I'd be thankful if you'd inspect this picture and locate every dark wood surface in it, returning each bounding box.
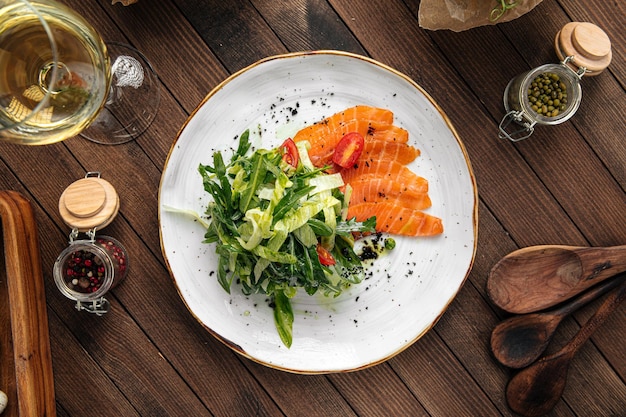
[1,0,625,416]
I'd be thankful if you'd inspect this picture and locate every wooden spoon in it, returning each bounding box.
[487,244,626,314]
[506,279,626,417]
[490,274,623,368]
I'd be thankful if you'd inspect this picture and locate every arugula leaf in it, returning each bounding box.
[336,216,377,236]
[238,152,267,214]
[231,129,251,162]
[273,290,294,348]
[273,184,316,222]
[306,218,334,237]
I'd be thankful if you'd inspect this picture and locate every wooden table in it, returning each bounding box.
[1,0,624,415]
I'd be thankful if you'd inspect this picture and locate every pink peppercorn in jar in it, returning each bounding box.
[53,235,129,315]
[55,172,129,315]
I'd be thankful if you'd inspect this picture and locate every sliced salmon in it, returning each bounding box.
[291,105,443,238]
[340,159,429,193]
[347,202,443,236]
[347,177,432,210]
[294,106,394,166]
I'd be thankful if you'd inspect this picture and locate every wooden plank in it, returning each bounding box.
[0,231,13,414]
[389,330,503,416]
[13,194,56,417]
[250,0,367,54]
[49,296,213,416]
[245,362,360,417]
[330,364,431,416]
[88,0,228,113]
[47,309,140,416]
[175,0,288,71]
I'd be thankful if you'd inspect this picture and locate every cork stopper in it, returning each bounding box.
[555,22,612,76]
[59,176,120,231]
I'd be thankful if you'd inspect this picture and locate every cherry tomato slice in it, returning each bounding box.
[280,138,299,168]
[316,243,336,266]
[332,132,365,168]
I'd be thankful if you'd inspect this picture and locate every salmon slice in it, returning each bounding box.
[366,125,409,143]
[310,136,419,168]
[340,159,429,193]
[347,202,443,236]
[359,140,420,165]
[294,106,394,166]
[348,178,432,210]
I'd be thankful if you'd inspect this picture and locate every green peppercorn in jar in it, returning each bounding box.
[499,61,583,141]
[498,22,613,142]
[527,72,569,118]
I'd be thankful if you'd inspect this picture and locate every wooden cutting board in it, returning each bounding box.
[1,190,56,417]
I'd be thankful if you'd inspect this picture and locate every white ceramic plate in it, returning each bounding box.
[159,51,477,374]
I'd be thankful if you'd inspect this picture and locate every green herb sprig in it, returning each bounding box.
[490,0,518,22]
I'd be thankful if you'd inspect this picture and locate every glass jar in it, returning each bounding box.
[53,234,128,315]
[54,172,128,315]
[498,58,584,141]
[498,22,611,142]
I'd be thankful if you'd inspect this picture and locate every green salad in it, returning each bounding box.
[198,130,377,347]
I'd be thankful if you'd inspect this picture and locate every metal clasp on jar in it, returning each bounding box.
[498,110,536,142]
[76,298,110,315]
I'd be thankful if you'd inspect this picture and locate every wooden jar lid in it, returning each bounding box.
[555,22,612,76]
[59,177,120,231]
